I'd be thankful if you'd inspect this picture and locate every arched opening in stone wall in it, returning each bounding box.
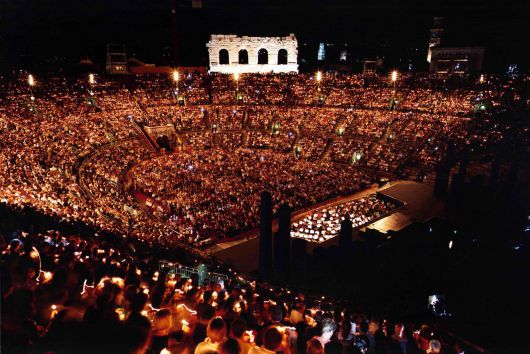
[278,49,288,65]
[219,49,229,64]
[238,50,249,64]
[258,49,268,64]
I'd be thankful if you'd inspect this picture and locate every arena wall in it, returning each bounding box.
[206,34,298,74]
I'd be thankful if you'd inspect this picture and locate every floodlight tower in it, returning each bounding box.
[390,70,398,110]
[27,74,36,114]
[173,70,179,95]
[87,73,97,107]
[427,17,444,63]
[233,71,243,104]
[170,0,180,67]
[316,71,324,106]
[28,74,35,94]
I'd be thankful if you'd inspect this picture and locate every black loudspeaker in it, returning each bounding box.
[274,204,291,278]
[291,238,307,271]
[434,163,450,198]
[338,216,353,250]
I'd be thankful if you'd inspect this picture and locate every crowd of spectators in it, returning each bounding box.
[1,224,470,354]
[132,148,372,241]
[0,71,526,251]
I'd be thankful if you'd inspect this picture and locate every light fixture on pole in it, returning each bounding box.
[233,71,241,104]
[88,73,95,97]
[172,70,181,104]
[233,71,239,91]
[316,71,324,105]
[390,70,398,107]
[391,70,398,86]
[28,74,35,87]
[27,74,36,113]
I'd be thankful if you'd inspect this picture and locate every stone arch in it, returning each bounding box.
[238,49,248,64]
[258,48,268,64]
[277,49,288,65]
[219,49,229,64]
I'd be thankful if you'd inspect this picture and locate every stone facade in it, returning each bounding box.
[206,34,298,74]
[429,47,485,77]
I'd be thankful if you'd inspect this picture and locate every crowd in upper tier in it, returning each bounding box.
[0,222,471,354]
[0,72,527,249]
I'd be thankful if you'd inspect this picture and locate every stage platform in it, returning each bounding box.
[210,180,445,272]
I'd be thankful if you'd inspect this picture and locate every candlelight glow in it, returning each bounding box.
[50,304,58,320]
[81,279,94,295]
[181,319,190,333]
[245,330,255,343]
[177,304,197,315]
[40,271,53,283]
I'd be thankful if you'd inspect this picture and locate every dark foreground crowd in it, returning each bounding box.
[1,222,475,354]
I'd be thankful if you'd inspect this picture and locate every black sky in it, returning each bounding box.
[1,0,529,72]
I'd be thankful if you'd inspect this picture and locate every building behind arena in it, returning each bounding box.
[206,34,298,74]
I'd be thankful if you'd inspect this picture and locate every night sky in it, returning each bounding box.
[1,0,529,72]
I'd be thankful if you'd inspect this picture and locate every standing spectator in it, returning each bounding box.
[194,317,227,354]
[231,319,254,354]
[307,337,325,354]
[249,326,284,354]
[315,318,337,347]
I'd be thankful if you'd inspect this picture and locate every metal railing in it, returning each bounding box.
[159,261,229,285]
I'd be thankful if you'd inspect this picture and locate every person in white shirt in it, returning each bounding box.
[315,318,336,348]
[194,317,227,354]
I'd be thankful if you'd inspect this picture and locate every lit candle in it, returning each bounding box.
[181,319,190,333]
[50,304,58,320]
[115,308,126,321]
[245,330,255,343]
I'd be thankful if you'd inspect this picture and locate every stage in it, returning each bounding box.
[209,180,445,272]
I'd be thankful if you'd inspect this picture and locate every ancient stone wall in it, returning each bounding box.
[206,34,298,74]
